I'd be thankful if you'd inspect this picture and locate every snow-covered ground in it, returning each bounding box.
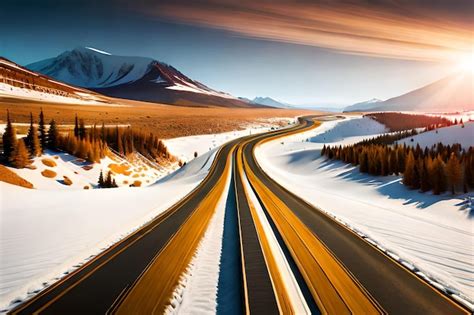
[164,118,295,163]
[399,121,474,148]
[7,150,173,190]
[256,115,474,305]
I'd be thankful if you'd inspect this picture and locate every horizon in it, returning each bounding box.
[1,0,472,107]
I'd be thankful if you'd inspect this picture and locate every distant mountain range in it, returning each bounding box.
[251,97,292,108]
[26,47,261,108]
[344,72,473,112]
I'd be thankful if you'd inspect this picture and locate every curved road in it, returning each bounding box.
[10,116,469,315]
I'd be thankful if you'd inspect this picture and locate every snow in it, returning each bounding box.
[399,121,474,148]
[0,83,106,106]
[164,118,296,163]
[256,116,474,304]
[6,150,174,190]
[0,149,216,312]
[85,47,111,55]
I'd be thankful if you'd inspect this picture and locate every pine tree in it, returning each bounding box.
[98,170,104,188]
[389,149,398,175]
[25,113,42,157]
[431,156,447,195]
[105,171,113,187]
[420,157,431,192]
[321,144,326,156]
[10,139,30,168]
[38,108,47,150]
[47,119,60,150]
[79,119,86,139]
[2,110,17,161]
[74,114,79,137]
[445,153,462,194]
[403,151,416,188]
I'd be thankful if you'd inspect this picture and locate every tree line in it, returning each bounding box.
[322,142,473,195]
[2,110,173,168]
[365,112,463,132]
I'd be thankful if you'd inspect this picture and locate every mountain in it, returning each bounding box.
[0,57,109,105]
[343,98,382,112]
[27,47,259,108]
[252,96,292,108]
[344,72,473,112]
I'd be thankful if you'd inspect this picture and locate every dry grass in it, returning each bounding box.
[83,185,90,190]
[132,174,140,178]
[0,164,34,188]
[132,180,142,187]
[62,176,72,185]
[41,158,57,167]
[0,98,315,139]
[82,165,93,171]
[108,163,131,176]
[123,180,129,184]
[41,169,57,178]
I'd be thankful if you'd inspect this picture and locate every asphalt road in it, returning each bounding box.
[10,116,469,315]
[241,116,469,315]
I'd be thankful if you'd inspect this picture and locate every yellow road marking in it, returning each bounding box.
[115,147,234,314]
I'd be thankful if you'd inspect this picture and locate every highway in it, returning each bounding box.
[10,116,470,315]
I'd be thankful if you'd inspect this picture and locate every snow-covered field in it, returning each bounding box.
[399,121,474,148]
[256,116,474,305]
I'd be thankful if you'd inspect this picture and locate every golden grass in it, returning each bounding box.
[108,163,131,176]
[41,169,57,178]
[132,174,140,178]
[0,98,315,139]
[0,164,34,188]
[41,158,57,167]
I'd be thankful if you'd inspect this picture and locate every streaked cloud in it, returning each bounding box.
[150,0,473,62]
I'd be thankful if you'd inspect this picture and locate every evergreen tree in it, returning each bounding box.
[47,119,60,150]
[98,170,104,187]
[38,108,47,149]
[10,139,30,168]
[431,156,446,195]
[420,157,431,192]
[445,153,462,194]
[2,110,17,161]
[74,114,79,137]
[105,171,113,187]
[403,151,416,188]
[25,113,42,157]
[79,119,86,139]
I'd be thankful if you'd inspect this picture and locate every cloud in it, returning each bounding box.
[149,0,472,62]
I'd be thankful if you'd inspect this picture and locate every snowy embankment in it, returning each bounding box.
[255,116,474,306]
[399,121,474,148]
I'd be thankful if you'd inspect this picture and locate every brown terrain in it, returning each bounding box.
[0,97,315,139]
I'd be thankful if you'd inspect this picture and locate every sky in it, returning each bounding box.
[0,0,472,107]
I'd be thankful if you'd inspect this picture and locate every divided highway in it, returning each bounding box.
[10,116,469,315]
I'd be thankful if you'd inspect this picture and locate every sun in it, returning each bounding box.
[456,52,474,73]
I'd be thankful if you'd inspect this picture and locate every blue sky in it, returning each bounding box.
[1,0,470,107]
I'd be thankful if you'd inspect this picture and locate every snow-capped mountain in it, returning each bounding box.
[0,57,109,105]
[344,72,473,112]
[252,96,292,108]
[26,47,258,108]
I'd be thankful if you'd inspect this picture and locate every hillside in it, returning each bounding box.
[0,57,110,105]
[344,72,473,112]
[398,121,474,148]
[252,96,292,108]
[27,47,260,108]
